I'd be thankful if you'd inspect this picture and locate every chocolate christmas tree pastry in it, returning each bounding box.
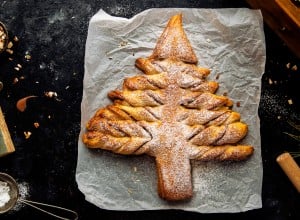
[83,14,254,201]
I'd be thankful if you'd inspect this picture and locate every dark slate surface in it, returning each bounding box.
[0,1,299,219]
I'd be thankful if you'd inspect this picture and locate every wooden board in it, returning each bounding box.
[247,0,300,58]
[276,0,300,28]
[0,107,15,157]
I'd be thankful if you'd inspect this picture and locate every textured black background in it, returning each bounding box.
[0,0,299,219]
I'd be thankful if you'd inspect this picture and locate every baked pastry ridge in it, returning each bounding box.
[83,14,254,201]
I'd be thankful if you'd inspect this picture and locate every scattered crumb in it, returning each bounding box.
[24,54,31,61]
[286,63,291,69]
[268,78,273,85]
[13,36,19,42]
[6,48,13,54]
[44,91,57,98]
[105,52,113,60]
[215,74,220,80]
[133,166,137,172]
[12,77,19,84]
[277,116,281,120]
[127,188,133,194]
[288,99,293,105]
[206,38,211,43]
[119,40,128,47]
[236,101,241,107]
[7,41,13,49]
[24,131,32,139]
[33,122,39,128]
[291,65,297,71]
[223,92,228,96]
[39,63,46,69]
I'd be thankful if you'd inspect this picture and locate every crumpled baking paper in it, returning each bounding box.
[76,8,265,213]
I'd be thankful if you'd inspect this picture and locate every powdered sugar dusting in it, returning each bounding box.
[11,182,30,211]
[260,88,298,120]
[0,181,10,207]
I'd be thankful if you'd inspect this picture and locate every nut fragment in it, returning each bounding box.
[24,54,31,61]
[45,91,57,98]
[291,65,298,71]
[119,40,128,47]
[268,78,273,85]
[13,36,19,42]
[24,131,32,139]
[13,77,19,84]
[7,41,13,49]
[6,48,13,54]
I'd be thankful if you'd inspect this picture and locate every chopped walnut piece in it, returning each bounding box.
[291,65,298,71]
[7,41,13,49]
[33,122,40,128]
[13,36,19,42]
[24,54,31,61]
[6,48,13,54]
[13,77,19,84]
[45,91,58,98]
[24,131,32,139]
[119,40,128,47]
[268,78,273,85]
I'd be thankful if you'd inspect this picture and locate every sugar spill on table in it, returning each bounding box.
[261,90,298,124]
[10,181,30,212]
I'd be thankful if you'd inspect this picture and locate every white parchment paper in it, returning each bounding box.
[76,8,265,213]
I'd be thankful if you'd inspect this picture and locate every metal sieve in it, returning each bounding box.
[0,172,78,219]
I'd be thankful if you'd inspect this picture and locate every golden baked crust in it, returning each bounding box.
[83,14,254,201]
